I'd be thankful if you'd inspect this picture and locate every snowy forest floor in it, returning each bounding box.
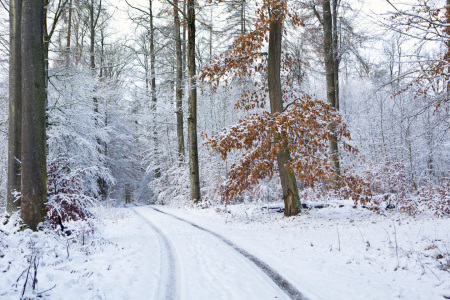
[1,202,450,300]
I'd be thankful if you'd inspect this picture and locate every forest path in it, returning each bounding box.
[131,207,178,300]
[132,205,307,300]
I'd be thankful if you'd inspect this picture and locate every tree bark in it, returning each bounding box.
[66,0,72,66]
[322,0,340,186]
[90,0,96,71]
[332,0,339,111]
[174,0,185,162]
[446,0,450,100]
[6,0,22,214]
[89,0,106,197]
[182,0,186,75]
[21,0,47,230]
[240,0,246,35]
[149,0,160,177]
[187,0,201,202]
[268,15,301,216]
[43,0,49,109]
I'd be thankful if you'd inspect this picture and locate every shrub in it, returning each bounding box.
[46,157,97,229]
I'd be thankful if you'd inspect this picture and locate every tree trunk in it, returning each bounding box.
[268,15,301,216]
[66,0,72,66]
[332,0,339,111]
[322,0,340,186]
[6,0,22,214]
[21,0,47,230]
[89,0,106,197]
[43,0,49,110]
[187,0,201,202]
[182,0,186,75]
[240,0,246,35]
[446,0,450,100]
[149,0,160,177]
[174,0,185,162]
[90,0,96,71]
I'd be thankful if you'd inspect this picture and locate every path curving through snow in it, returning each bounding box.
[132,205,309,300]
[130,208,178,300]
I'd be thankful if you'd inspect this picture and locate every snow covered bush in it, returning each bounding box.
[349,162,450,217]
[398,179,450,217]
[46,157,97,229]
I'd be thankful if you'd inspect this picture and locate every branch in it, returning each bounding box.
[164,0,188,21]
[93,0,102,29]
[313,5,323,25]
[0,0,8,12]
[385,0,399,12]
[48,0,70,41]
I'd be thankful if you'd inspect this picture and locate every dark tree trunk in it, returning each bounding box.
[268,14,301,216]
[90,0,96,71]
[21,0,47,230]
[187,0,201,202]
[182,0,186,75]
[447,0,450,100]
[322,0,340,186]
[174,0,185,162]
[7,0,22,214]
[332,0,339,111]
[43,0,49,108]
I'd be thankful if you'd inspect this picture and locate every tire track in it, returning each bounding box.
[148,206,309,300]
[131,207,178,300]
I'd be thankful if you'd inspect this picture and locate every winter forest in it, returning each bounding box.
[0,0,450,299]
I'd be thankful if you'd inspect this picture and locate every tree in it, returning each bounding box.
[267,4,301,215]
[187,0,201,202]
[201,0,363,215]
[6,0,22,214]
[21,0,47,230]
[174,0,185,162]
[322,0,340,186]
[314,0,341,186]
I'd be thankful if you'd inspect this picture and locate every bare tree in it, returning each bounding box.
[174,0,185,161]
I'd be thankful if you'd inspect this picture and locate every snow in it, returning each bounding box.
[1,203,449,299]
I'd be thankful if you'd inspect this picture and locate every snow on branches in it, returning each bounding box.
[204,94,365,202]
[201,0,369,204]
[46,157,96,229]
[388,0,450,111]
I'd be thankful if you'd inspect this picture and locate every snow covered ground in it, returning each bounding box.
[1,202,449,299]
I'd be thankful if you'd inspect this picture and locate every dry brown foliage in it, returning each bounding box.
[201,0,370,204]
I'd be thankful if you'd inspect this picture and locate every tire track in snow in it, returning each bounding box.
[131,207,178,300]
[149,206,309,300]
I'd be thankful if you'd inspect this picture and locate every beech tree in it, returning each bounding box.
[311,0,341,186]
[6,0,21,214]
[21,0,47,230]
[321,0,340,186]
[187,0,201,202]
[267,3,301,215]
[201,0,364,215]
[173,0,185,161]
